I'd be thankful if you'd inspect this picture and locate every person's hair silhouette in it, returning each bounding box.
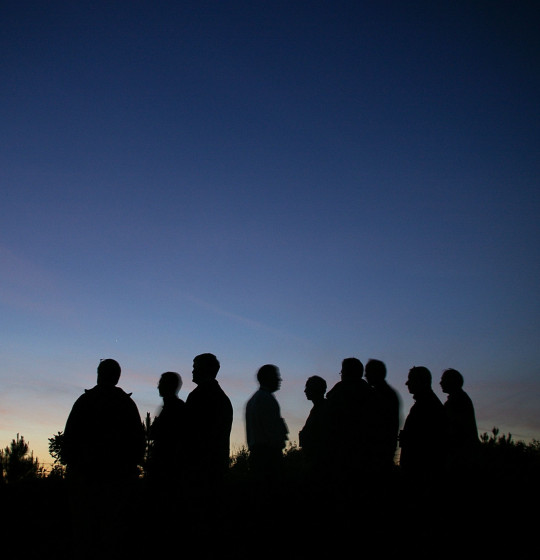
[405,366,432,394]
[340,357,364,380]
[97,358,121,386]
[192,353,220,383]
[440,368,464,392]
[256,363,282,391]
[305,375,327,400]
[158,371,182,397]
[364,358,386,385]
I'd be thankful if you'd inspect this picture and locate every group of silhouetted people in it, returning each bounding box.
[62,354,480,557]
[245,357,480,488]
[62,354,233,556]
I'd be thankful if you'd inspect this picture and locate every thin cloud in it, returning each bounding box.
[184,293,309,342]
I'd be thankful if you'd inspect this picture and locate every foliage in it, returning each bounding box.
[229,444,250,473]
[47,431,67,478]
[34,424,540,482]
[0,434,42,484]
[479,426,540,455]
[479,426,540,480]
[140,411,155,478]
[48,431,66,465]
[47,464,67,480]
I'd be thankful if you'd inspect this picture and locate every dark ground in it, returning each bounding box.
[2,461,537,560]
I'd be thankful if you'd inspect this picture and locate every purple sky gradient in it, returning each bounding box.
[1,1,539,465]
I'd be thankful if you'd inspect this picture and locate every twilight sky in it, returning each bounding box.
[1,1,539,467]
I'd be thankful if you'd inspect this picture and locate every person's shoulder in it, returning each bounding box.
[186,384,201,400]
[215,380,229,395]
[246,388,268,405]
[381,380,398,393]
[383,382,401,402]
[81,385,98,396]
[359,378,374,393]
[426,391,445,414]
[67,390,91,416]
[72,386,99,405]
[169,398,187,417]
[110,386,138,405]
[211,380,232,403]
[313,399,329,415]
[246,390,259,405]
[326,381,343,398]
[166,396,186,408]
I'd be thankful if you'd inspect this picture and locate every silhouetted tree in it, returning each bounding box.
[141,411,155,478]
[48,431,66,465]
[0,434,41,483]
[229,445,250,473]
[479,427,540,481]
[47,431,67,479]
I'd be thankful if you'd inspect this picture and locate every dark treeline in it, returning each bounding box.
[1,356,539,559]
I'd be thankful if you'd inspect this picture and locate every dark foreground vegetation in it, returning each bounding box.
[1,429,539,559]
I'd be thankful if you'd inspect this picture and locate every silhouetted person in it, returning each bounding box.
[145,371,187,552]
[244,364,288,546]
[245,364,288,487]
[365,359,401,471]
[439,369,482,554]
[148,371,186,486]
[440,368,480,474]
[185,353,233,501]
[182,353,233,547]
[399,366,447,483]
[299,375,329,478]
[326,357,376,479]
[62,359,145,557]
[63,359,145,480]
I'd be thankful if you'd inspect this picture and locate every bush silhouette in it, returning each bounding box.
[0,434,42,484]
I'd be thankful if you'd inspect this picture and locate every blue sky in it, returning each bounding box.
[1,1,539,466]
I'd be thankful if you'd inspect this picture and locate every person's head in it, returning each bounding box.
[97,359,121,386]
[158,371,182,398]
[365,359,387,386]
[257,364,281,392]
[304,375,327,402]
[406,366,432,396]
[340,357,364,382]
[440,368,464,394]
[192,353,220,385]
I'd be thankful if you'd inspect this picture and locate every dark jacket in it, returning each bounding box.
[185,379,233,479]
[299,399,329,463]
[326,378,377,471]
[63,384,145,481]
[149,396,187,480]
[399,389,447,476]
[444,389,480,469]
